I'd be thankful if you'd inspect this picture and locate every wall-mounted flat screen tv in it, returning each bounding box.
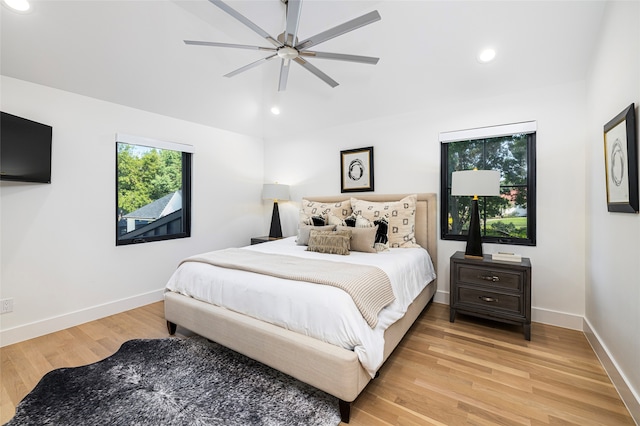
[1,112,53,183]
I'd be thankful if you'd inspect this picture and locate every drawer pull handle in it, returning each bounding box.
[479,275,500,282]
[479,296,498,303]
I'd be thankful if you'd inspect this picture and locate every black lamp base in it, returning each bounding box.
[269,201,283,239]
[465,198,484,259]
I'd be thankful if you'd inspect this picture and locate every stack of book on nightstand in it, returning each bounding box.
[491,252,522,262]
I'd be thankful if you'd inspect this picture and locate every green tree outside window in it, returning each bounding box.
[116,139,192,246]
[441,132,536,246]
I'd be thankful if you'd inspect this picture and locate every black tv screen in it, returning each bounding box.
[1,112,52,183]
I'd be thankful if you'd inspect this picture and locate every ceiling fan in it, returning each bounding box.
[184,0,381,91]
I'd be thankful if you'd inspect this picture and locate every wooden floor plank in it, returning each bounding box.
[0,301,634,425]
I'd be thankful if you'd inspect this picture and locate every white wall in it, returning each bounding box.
[0,76,265,346]
[585,0,640,415]
[265,79,588,330]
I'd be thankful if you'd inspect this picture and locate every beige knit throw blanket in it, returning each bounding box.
[181,248,395,328]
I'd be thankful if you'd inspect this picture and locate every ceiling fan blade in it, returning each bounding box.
[208,0,282,48]
[284,0,302,47]
[293,57,338,88]
[278,59,291,92]
[224,54,278,78]
[298,51,379,65]
[184,40,277,52]
[295,10,381,51]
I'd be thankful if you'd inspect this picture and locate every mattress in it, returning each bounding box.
[165,236,436,376]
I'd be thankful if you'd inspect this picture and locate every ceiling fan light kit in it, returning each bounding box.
[277,46,298,60]
[184,0,381,91]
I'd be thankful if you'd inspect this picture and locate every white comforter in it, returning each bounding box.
[165,237,436,376]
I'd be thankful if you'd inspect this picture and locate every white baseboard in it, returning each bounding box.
[530,306,584,330]
[434,290,583,330]
[0,289,165,347]
[433,289,449,305]
[583,318,640,425]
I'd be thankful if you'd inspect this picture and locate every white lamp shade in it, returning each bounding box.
[262,183,290,201]
[451,170,500,196]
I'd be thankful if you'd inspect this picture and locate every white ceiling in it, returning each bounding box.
[1,0,606,139]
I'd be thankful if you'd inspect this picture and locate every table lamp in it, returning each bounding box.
[262,183,290,238]
[451,169,500,258]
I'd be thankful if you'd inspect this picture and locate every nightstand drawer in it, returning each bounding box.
[457,265,523,291]
[458,287,523,315]
[450,251,532,340]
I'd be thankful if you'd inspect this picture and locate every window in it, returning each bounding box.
[440,122,536,246]
[116,133,193,246]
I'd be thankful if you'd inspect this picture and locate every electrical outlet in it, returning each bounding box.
[1,298,14,314]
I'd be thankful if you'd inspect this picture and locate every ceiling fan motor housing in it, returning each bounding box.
[184,0,381,91]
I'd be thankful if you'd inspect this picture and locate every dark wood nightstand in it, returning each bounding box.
[449,251,532,340]
[250,236,280,245]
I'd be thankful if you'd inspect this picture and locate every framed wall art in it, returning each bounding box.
[340,146,374,193]
[603,103,638,213]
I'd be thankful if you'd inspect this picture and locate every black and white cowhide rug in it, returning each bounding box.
[7,336,340,426]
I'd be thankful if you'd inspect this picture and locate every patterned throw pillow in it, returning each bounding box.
[299,199,352,227]
[351,194,420,248]
[344,214,357,227]
[326,213,347,226]
[306,230,352,255]
[311,215,326,226]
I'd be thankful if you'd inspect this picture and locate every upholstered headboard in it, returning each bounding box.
[303,193,438,270]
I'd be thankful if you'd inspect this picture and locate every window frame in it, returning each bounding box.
[115,133,193,246]
[440,123,537,246]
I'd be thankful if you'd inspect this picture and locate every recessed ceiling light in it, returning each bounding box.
[270,106,280,115]
[3,0,30,12]
[477,48,496,63]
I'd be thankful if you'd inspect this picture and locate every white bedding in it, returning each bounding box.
[165,237,436,376]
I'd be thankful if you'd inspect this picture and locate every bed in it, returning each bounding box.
[164,193,438,423]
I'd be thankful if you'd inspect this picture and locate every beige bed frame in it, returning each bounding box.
[164,193,438,423]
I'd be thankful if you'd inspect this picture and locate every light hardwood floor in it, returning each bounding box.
[1,301,634,425]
